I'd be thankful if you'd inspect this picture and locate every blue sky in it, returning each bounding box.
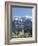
[12,7,32,17]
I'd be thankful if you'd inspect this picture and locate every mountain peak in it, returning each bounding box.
[13,16,32,21]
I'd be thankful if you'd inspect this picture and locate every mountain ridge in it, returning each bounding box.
[13,16,32,22]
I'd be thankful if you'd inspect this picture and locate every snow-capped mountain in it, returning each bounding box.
[13,16,32,22]
[12,16,32,33]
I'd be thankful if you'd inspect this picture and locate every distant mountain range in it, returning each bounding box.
[13,16,32,22]
[12,16,32,33]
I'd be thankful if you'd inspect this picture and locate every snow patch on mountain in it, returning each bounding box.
[25,16,32,19]
[13,16,32,21]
